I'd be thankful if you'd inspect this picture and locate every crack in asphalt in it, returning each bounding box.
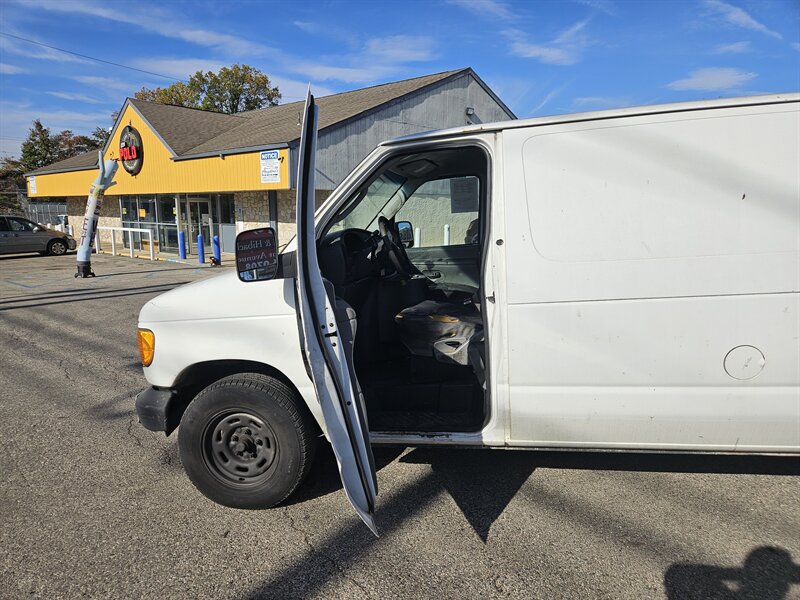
[282,506,373,598]
[157,443,173,466]
[126,414,146,449]
[57,358,72,382]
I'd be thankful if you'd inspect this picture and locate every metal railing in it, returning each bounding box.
[96,226,155,261]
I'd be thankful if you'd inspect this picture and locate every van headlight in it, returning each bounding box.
[137,329,155,367]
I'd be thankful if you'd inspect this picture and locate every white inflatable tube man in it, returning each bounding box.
[76,152,118,278]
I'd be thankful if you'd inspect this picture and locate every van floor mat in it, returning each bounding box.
[367,410,482,433]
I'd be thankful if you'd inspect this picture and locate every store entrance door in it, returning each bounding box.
[188,200,213,254]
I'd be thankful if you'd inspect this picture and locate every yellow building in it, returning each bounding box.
[25,69,514,255]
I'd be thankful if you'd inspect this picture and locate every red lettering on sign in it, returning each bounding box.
[119,146,138,161]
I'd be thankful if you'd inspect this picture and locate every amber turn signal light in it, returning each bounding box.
[137,329,155,367]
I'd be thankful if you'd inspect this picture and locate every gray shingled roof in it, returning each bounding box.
[27,150,99,175]
[183,69,466,155]
[28,68,474,175]
[131,100,246,155]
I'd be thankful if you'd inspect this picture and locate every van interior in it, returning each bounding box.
[318,146,489,433]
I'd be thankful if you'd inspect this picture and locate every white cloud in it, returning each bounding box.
[712,41,751,54]
[128,58,227,80]
[0,63,28,74]
[24,0,274,56]
[286,34,437,84]
[46,91,105,104]
[446,0,515,20]
[574,0,616,15]
[667,67,757,91]
[483,76,535,113]
[0,101,111,157]
[505,21,591,65]
[0,36,91,64]
[21,0,435,88]
[72,76,139,93]
[292,21,361,50]
[289,61,397,84]
[364,36,437,62]
[703,0,782,40]
[530,88,561,113]
[293,21,319,34]
[270,76,335,102]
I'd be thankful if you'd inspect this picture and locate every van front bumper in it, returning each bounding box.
[135,386,181,435]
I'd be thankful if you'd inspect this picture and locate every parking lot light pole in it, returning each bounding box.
[76,152,118,278]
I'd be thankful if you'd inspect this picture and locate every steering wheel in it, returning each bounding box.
[377,216,415,278]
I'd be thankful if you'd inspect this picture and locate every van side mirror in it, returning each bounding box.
[235,227,278,282]
[396,221,414,248]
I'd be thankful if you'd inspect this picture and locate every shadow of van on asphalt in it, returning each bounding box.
[288,446,800,542]
[240,448,799,599]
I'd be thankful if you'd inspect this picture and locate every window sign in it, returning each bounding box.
[28,176,37,194]
[236,228,278,281]
[450,177,479,213]
[260,150,280,184]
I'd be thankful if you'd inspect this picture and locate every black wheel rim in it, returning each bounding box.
[51,241,66,255]
[201,411,278,486]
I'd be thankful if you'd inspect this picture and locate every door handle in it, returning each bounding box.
[423,270,442,279]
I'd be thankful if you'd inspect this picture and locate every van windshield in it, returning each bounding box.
[328,170,407,234]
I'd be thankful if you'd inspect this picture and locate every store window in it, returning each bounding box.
[157,195,178,251]
[218,194,235,224]
[119,195,180,253]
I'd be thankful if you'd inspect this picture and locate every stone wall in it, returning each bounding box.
[233,191,270,233]
[275,189,331,246]
[66,195,121,246]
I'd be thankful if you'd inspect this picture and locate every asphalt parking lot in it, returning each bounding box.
[1,251,798,600]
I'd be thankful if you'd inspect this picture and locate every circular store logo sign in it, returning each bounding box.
[119,125,143,175]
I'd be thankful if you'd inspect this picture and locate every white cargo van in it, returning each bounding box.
[136,93,800,532]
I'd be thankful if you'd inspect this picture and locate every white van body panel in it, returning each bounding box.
[139,273,325,430]
[139,94,800,454]
[502,101,800,451]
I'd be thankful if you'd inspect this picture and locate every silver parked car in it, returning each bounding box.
[0,215,77,256]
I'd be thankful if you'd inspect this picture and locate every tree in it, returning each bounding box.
[0,119,109,200]
[135,64,281,114]
[90,126,111,149]
[135,81,201,108]
[20,120,62,171]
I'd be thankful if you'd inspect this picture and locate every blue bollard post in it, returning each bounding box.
[178,230,186,260]
[212,235,221,264]
[197,234,205,264]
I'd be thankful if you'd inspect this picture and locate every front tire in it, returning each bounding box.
[179,373,317,509]
[47,239,68,255]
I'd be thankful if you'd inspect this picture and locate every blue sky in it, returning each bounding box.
[1,0,798,158]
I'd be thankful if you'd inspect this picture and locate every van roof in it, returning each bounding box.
[381,93,800,146]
